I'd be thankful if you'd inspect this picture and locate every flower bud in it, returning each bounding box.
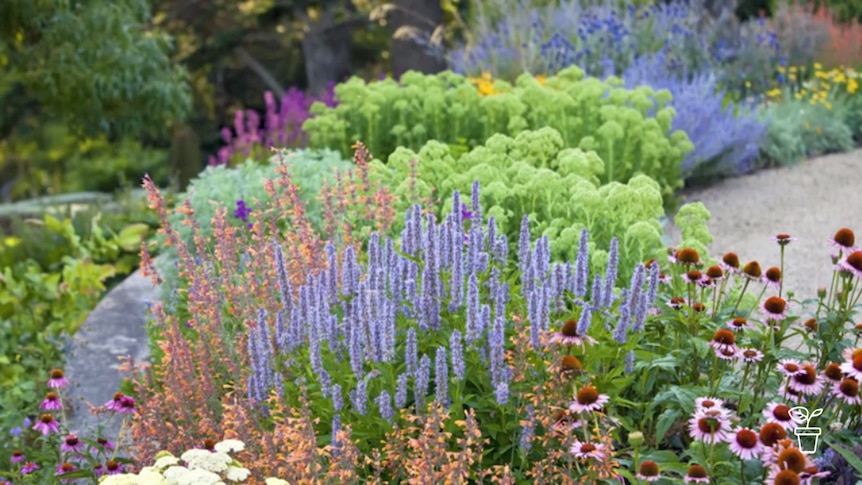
[628,431,645,447]
[817,287,827,298]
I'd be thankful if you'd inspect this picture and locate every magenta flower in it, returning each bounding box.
[40,392,63,411]
[56,462,78,481]
[21,462,40,475]
[32,414,60,435]
[93,437,115,453]
[10,450,24,464]
[60,434,84,454]
[234,199,254,229]
[47,369,69,389]
[105,392,136,414]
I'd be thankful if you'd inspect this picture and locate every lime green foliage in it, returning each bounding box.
[673,202,713,260]
[303,67,693,208]
[0,212,150,432]
[155,149,352,295]
[761,97,855,165]
[371,127,670,282]
[0,122,171,201]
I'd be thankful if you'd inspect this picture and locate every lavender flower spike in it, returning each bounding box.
[574,228,589,297]
[450,330,465,381]
[435,346,449,406]
[602,237,619,308]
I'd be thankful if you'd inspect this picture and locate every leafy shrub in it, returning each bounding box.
[154,148,353,295]
[0,213,149,434]
[303,67,693,208]
[208,86,337,167]
[0,122,170,202]
[761,97,854,165]
[371,127,669,284]
[620,52,768,181]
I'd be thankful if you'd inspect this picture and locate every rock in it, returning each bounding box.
[63,268,158,441]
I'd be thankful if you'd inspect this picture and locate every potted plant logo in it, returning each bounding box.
[789,406,824,454]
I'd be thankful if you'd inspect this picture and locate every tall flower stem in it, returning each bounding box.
[732,279,751,316]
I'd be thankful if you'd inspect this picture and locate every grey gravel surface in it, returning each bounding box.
[665,150,862,302]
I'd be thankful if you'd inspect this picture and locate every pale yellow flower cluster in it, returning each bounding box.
[769,64,861,110]
[467,72,547,96]
[99,440,288,485]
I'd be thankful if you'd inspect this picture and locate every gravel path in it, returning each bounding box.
[665,150,862,302]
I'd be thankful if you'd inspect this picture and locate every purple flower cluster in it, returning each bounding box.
[208,85,337,166]
[248,180,661,421]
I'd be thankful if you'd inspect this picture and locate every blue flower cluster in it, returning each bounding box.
[246,181,660,431]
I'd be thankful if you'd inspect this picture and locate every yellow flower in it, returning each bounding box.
[824,101,832,110]
[789,74,797,81]
[535,75,547,85]
[3,237,20,247]
[767,88,782,98]
[814,62,823,70]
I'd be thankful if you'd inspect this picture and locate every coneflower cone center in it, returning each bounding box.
[580,443,596,453]
[778,449,806,473]
[713,329,736,345]
[764,297,786,314]
[688,465,708,478]
[697,417,721,434]
[853,355,862,371]
[766,267,782,282]
[561,319,579,337]
[794,367,817,385]
[825,364,843,380]
[773,405,792,420]
[50,369,64,379]
[834,228,855,248]
[40,414,53,424]
[775,470,801,485]
[847,252,862,271]
[743,261,762,278]
[840,379,859,397]
[639,461,660,476]
[736,429,758,448]
[577,387,599,404]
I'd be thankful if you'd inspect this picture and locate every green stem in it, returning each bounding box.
[732,279,751,316]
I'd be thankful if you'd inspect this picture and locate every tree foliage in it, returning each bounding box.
[0,0,191,139]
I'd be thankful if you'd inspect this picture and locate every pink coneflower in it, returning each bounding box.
[569,440,606,461]
[47,369,69,389]
[10,450,24,464]
[93,463,104,478]
[743,261,763,281]
[833,378,861,405]
[830,228,856,252]
[729,428,764,460]
[761,296,788,321]
[21,462,39,475]
[777,359,805,377]
[781,386,805,404]
[775,446,808,474]
[840,353,862,381]
[104,392,136,413]
[60,434,84,454]
[763,403,798,430]
[56,462,77,480]
[764,267,782,291]
[764,469,802,485]
[695,397,724,411]
[682,270,703,285]
[720,252,741,274]
[727,317,751,332]
[788,364,823,395]
[705,265,725,282]
[739,348,764,363]
[715,346,739,360]
[688,409,733,444]
[104,460,122,475]
[40,392,63,411]
[569,385,609,414]
[658,272,671,285]
[709,329,737,353]
[32,414,60,435]
[675,248,700,265]
[772,234,796,246]
[823,363,844,383]
[636,461,662,482]
[94,437,115,452]
[667,297,687,310]
[839,251,862,279]
[684,464,710,483]
[799,466,831,481]
[696,275,714,288]
[550,319,597,348]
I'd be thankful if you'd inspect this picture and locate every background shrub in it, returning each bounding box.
[304,67,693,208]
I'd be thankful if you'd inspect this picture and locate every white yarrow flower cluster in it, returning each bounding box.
[98,440,280,485]
[180,449,233,474]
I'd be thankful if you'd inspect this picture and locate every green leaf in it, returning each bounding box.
[825,439,862,473]
[655,408,682,443]
[117,223,150,252]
